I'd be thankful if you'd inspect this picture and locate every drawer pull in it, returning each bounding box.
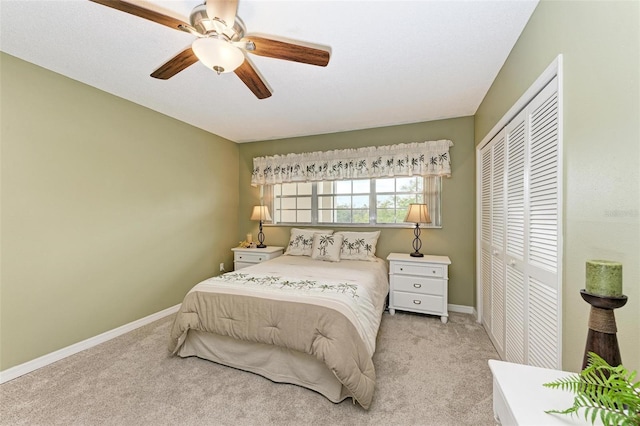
[399,267,404,271]
[258,257,263,261]
[239,256,243,259]
[413,283,422,288]
[413,300,422,305]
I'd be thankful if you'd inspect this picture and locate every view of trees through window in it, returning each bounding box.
[266,176,441,227]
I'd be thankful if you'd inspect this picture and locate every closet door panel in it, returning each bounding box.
[504,111,527,364]
[526,77,561,368]
[490,136,506,355]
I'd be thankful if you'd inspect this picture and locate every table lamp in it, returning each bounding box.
[404,203,431,257]
[250,205,271,248]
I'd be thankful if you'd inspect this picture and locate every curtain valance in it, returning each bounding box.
[251,139,453,186]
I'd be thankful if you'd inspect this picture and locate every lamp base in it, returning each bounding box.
[410,224,424,258]
[256,224,266,249]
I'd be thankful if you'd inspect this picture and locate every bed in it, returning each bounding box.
[169,230,388,409]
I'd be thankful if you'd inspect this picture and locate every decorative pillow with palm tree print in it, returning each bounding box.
[284,228,333,256]
[336,231,380,261]
[311,233,343,262]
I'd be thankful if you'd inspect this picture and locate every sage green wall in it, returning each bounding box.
[238,116,476,308]
[475,1,639,372]
[0,53,239,370]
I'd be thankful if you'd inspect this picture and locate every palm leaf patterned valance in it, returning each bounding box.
[251,139,453,186]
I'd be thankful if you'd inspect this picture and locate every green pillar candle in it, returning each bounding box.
[586,260,623,297]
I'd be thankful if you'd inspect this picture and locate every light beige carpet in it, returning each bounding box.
[1,311,499,425]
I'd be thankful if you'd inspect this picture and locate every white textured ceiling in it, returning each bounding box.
[0,0,537,143]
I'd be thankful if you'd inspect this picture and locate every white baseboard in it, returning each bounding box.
[448,303,476,316]
[0,304,180,384]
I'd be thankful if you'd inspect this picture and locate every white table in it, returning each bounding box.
[488,359,603,425]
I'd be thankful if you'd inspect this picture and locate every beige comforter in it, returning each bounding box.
[170,255,389,409]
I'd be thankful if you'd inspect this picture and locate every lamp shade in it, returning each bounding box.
[250,205,272,222]
[192,37,244,74]
[404,203,431,224]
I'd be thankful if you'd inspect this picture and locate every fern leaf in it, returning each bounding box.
[543,352,640,425]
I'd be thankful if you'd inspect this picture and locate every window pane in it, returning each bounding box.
[336,209,351,223]
[336,195,351,208]
[396,194,416,211]
[396,177,416,192]
[353,179,370,193]
[317,182,333,195]
[297,197,311,209]
[318,210,334,223]
[297,210,312,222]
[376,178,394,193]
[298,182,312,195]
[377,208,396,223]
[282,198,296,209]
[281,210,296,222]
[376,194,394,208]
[318,196,333,209]
[353,209,369,223]
[282,183,297,196]
[335,181,351,194]
[353,195,369,208]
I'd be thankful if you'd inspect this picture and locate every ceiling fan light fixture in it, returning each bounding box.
[192,37,244,74]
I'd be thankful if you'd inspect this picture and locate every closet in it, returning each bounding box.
[478,75,562,369]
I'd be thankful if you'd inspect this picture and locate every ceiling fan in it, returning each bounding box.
[89,0,331,99]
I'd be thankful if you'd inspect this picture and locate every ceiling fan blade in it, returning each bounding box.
[151,48,199,80]
[245,36,330,67]
[234,59,272,99]
[206,0,238,28]
[89,0,187,31]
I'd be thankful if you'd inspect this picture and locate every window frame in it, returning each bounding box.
[263,176,442,228]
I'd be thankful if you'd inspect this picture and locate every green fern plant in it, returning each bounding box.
[543,352,640,425]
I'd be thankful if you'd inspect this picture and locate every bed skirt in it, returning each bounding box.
[176,329,353,404]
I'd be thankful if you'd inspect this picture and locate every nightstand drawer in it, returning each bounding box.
[234,261,254,270]
[234,252,269,263]
[393,291,444,313]
[391,262,444,278]
[393,275,445,295]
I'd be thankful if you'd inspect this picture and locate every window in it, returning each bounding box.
[265,176,441,227]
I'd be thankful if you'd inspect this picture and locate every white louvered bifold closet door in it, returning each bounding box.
[479,130,507,359]
[526,78,561,369]
[479,76,561,369]
[505,111,527,365]
[481,148,493,339]
[491,135,506,356]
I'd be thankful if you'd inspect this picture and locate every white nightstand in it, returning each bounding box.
[232,246,284,270]
[386,253,452,323]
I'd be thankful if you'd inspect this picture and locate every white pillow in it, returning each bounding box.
[336,231,380,261]
[311,233,343,262]
[285,228,333,256]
